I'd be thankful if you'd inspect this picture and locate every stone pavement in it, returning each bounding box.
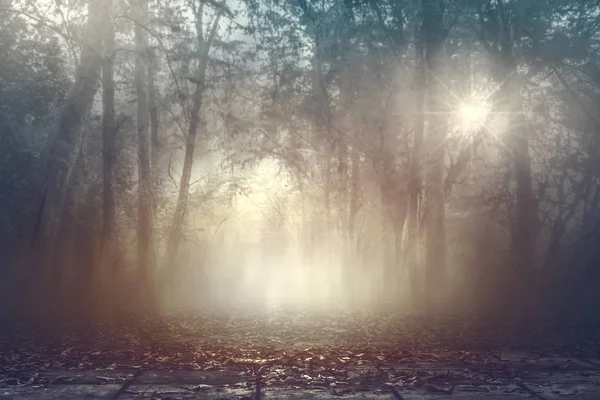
[2,354,600,399]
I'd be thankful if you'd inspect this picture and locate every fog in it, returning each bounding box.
[3,0,600,329]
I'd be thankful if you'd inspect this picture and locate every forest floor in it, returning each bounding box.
[1,307,600,399]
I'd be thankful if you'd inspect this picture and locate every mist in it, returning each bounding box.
[1,0,600,330]
[7,1,600,398]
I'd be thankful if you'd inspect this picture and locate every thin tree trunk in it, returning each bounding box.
[75,183,102,313]
[54,145,87,312]
[98,1,118,312]
[422,0,448,308]
[148,44,160,203]
[349,148,360,244]
[338,60,351,244]
[511,105,536,274]
[494,0,537,301]
[340,0,356,249]
[298,0,333,263]
[377,87,398,296]
[165,7,222,269]
[404,17,426,304]
[134,0,156,305]
[308,32,333,263]
[101,2,116,265]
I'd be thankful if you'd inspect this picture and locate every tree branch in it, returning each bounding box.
[551,63,600,126]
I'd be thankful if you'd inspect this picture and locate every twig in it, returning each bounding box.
[210,217,229,244]
[118,14,183,101]
[0,7,81,46]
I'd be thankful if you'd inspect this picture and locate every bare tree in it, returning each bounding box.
[422,0,448,307]
[134,0,156,303]
[148,44,160,198]
[101,0,116,266]
[164,3,223,269]
[495,0,536,282]
[404,13,426,304]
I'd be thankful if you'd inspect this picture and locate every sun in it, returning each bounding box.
[457,102,489,126]
[455,102,490,131]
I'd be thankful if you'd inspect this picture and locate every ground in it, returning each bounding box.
[1,307,600,399]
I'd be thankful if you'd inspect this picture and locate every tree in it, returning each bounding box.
[134,0,156,304]
[29,0,107,299]
[422,0,448,307]
[164,2,223,272]
[471,0,538,304]
[404,3,426,304]
[101,0,117,268]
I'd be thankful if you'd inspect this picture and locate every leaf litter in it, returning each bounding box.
[0,309,599,393]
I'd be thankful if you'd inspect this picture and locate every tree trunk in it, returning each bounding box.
[338,56,352,247]
[97,1,118,312]
[148,44,160,201]
[422,0,448,308]
[349,148,360,245]
[165,7,222,270]
[403,17,426,305]
[511,103,536,275]
[26,1,106,311]
[493,0,537,303]
[32,0,105,265]
[134,0,156,306]
[378,136,394,292]
[101,2,116,266]
[308,31,334,263]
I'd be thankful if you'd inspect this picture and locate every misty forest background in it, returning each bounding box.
[1,0,600,322]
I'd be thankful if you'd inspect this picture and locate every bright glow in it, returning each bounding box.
[181,157,406,313]
[456,102,489,131]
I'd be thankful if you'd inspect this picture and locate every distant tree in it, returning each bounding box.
[164,1,223,274]
[133,0,156,306]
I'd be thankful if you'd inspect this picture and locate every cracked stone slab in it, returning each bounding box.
[119,384,251,399]
[137,369,247,385]
[388,382,533,400]
[496,353,596,371]
[392,394,530,400]
[578,358,600,368]
[2,362,600,399]
[0,384,121,399]
[261,388,391,398]
[37,369,137,384]
[115,385,533,399]
[520,370,600,399]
